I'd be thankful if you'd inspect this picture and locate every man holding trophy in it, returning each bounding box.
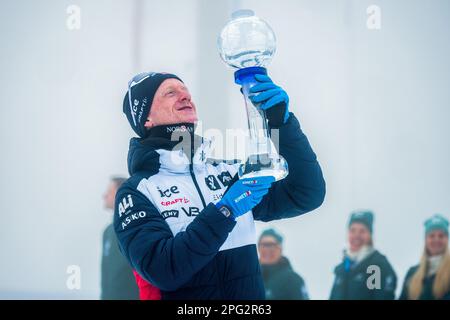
[114,10,325,299]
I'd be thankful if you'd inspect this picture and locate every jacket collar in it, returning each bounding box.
[127,123,212,175]
[336,249,379,275]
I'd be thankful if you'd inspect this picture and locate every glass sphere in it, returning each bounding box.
[218,10,276,69]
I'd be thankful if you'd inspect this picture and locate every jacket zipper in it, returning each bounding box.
[190,163,224,298]
[189,164,207,209]
[189,136,207,209]
[189,138,223,298]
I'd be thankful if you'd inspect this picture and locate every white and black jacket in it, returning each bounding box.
[114,113,325,299]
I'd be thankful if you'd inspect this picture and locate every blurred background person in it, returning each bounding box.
[258,228,309,300]
[330,210,397,300]
[399,214,450,300]
[101,177,139,300]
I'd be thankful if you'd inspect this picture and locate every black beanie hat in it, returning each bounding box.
[123,72,183,138]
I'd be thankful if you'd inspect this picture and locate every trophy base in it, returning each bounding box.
[238,153,288,182]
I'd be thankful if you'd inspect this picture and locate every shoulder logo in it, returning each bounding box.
[118,194,134,217]
[121,211,146,230]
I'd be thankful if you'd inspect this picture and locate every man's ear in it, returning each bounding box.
[144,118,154,129]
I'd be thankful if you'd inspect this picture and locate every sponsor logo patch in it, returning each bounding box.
[234,190,251,203]
[157,185,180,198]
[217,171,233,186]
[205,175,221,191]
[161,197,190,207]
[121,211,147,230]
[161,210,179,219]
[181,207,200,217]
[118,195,134,217]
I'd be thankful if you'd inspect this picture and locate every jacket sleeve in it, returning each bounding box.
[252,113,326,221]
[113,183,236,292]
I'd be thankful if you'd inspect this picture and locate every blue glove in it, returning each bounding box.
[249,74,290,126]
[216,176,275,219]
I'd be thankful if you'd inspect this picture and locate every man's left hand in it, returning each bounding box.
[249,74,290,126]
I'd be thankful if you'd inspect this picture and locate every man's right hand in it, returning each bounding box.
[216,176,275,219]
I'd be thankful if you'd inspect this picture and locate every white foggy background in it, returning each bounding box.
[0,0,449,299]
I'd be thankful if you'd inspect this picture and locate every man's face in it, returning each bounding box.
[103,181,118,210]
[426,230,448,256]
[348,223,372,252]
[144,78,198,128]
[258,236,282,265]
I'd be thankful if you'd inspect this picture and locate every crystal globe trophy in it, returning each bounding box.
[217,9,288,181]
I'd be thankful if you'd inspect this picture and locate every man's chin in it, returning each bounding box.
[179,115,198,124]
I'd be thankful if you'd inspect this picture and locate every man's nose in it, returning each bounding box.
[179,90,191,102]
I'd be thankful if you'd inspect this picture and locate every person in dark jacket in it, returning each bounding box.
[114,71,326,299]
[399,214,450,300]
[259,229,309,300]
[330,210,397,300]
[101,177,139,300]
